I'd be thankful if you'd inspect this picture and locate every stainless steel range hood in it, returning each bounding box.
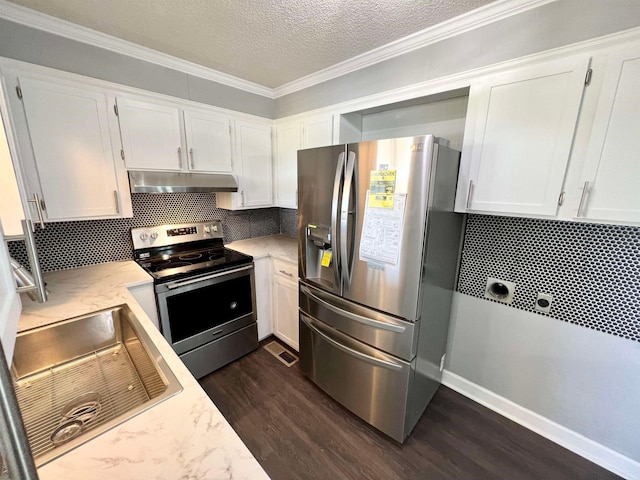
[128,171,238,193]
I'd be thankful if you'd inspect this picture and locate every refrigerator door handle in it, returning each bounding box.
[331,151,345,281]
[300,314,403,371]
[340,150,356,287]
[300,284,405,333]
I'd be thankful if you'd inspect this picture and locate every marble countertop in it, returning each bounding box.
[226,234,297,263]
[18,261,270,480]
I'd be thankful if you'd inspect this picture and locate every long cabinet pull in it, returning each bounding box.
[300,284,405,333]
[113,191,120,214]
[189,148,195,169]
[465,180,474,210]
[27,193,45,229]
[177,147,182,168]
[240,190,245,206]
[300,314,403,371]
[577,181,590,217]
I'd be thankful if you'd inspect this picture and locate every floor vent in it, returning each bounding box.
[263,341,299,367]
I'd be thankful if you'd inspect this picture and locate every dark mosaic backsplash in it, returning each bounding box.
[280,208,298,238]
[8,193,281,272]
[457,215,640,342]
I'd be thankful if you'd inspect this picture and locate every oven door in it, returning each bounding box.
[155,264,257,355]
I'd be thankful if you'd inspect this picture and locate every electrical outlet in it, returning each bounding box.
[535,293,553,313]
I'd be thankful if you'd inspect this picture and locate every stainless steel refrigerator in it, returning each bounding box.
[297,134,464,443]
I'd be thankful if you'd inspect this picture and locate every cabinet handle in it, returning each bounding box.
[178,147,182,168]
[27,193,45,229]
[279,269,293,277]
[189,148,194,169]
[465,180,474,210]
[113,190,120,214]
[241,190,245,206]
[577,181,590,217]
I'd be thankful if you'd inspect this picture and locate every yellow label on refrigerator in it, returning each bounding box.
[369,170,396,208]
[321,249,332,267]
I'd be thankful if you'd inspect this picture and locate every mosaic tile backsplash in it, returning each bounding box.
[457,215,640,342]
[8,193,287,272]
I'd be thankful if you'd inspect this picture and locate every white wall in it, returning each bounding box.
[445,292,640,476]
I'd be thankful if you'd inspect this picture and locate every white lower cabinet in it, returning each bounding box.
[253,256,273,341]
[271,258,298,351]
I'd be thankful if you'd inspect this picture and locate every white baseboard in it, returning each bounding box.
[441,369,640,480]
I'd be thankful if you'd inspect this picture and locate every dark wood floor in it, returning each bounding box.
[199,337,618,480]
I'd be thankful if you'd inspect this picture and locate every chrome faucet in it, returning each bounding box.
[9,257,43,302]
[5,220,48,303]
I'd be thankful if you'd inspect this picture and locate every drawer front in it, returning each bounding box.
[299,313,413,443]
[273,258,297,280]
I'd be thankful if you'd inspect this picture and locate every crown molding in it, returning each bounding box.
[0,0,557,100]
[0,0,275,98]
[273,0,557,98]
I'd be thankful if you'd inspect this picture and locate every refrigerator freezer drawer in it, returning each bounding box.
[299,281,418,361]
[299,313,414,443]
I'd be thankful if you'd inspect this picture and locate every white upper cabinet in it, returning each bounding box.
[116,96,184,171]
[301,114,333,149]
[183,109,232,173]
[274,121,302,209]
[572,43,640,224]
[217,119,273,210]
[14,75,131,222]
[116,96,234,174]
[458,55,591,216]
[274,113,333,208]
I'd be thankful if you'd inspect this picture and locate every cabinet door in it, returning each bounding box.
[576,44,640,224]
[19,77,123,220]
[302,114,333,149]
[117,97,184,171]
[0,92,26,236]
[183,109,233,173]
[465,56,590,216]
[274,121,301,208]
[234,120,273,208]
[273,275,298,351]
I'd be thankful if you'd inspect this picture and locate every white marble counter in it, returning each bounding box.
[18,260,270,480]
[226,234,297,263]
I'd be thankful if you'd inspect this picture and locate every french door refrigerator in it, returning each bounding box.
[297,134,464,443]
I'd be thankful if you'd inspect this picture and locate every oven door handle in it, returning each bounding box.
[165,265,253,290]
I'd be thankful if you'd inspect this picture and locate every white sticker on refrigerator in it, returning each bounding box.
[359,191,407,266]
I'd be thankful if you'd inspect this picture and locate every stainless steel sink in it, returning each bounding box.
[11,304,183,466]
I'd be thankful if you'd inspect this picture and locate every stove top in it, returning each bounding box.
[131,221,252,284]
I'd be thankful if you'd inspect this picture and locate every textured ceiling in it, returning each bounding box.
[6,0,497,88]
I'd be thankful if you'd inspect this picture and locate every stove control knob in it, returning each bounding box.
[204,226,211,234]
[150,232,158,240]
[212,225,218,232]
[139,233,149,241]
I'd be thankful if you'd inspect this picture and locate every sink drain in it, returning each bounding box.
[50,392,103,446]
[50,420,84,446]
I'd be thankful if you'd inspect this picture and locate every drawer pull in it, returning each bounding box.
[279,269,293,277]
